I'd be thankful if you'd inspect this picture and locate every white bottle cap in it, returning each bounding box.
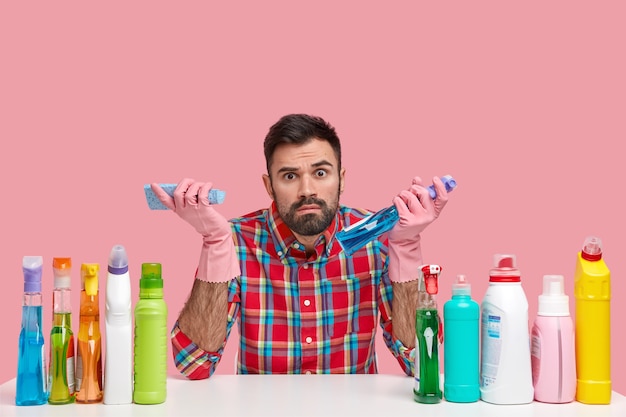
[489,254,521,282]
[52,257,72,289]
[537,275,570,316]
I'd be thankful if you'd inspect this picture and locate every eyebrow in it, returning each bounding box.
[276,160,335,174]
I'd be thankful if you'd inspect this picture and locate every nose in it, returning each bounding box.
[298,174,317,199]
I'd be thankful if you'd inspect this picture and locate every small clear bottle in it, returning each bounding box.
[48,257,76,404]
[16,256,48,406]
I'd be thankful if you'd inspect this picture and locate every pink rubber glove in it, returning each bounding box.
[387,176,449,283]
[150,179,240,283]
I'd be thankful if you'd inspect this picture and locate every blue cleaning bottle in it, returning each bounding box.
[413,264,443,404]
[443,274,480,402]
[336,175,457,255]
[16,256,48,405]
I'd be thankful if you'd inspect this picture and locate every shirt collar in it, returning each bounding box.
[266,201,341,260]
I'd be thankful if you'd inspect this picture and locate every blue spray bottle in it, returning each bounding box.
[443,274,480,402]
[16,256,48,405]
[413,264,443,404]
[336,176,457,255]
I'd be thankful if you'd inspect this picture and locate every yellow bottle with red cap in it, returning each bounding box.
[575,236,611,404]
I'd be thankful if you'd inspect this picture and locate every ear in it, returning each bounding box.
[262,174,274,200]
[339,167,346,194]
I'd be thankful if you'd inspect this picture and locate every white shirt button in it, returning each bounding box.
[277,251,283,256]
[303,299,311,307]
[305,371,312,375]
[305,336,313,344]
[303,264,309,269]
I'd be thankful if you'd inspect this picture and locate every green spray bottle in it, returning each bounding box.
[413,264,443,404]
[133,263,168,404]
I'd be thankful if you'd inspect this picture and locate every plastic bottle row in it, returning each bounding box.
[413,235,612,406]
[15,245,168,406]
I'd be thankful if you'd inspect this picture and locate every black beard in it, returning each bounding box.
[280,197,337,236]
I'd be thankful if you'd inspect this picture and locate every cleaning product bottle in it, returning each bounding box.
[103,244,133,405]
[336,176,457,255]
[531,274,576,403]
[48,257,76,404]
[16,256,48,405]
[480,254,533,404]
[413,264,443,404]
[574,236,611,404]
[133,263,168,404]
[443,274,480,403]
[75,263,103,403]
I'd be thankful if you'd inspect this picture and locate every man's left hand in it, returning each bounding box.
[387,176,449,283]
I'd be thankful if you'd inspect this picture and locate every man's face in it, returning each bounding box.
[263,138,345,237]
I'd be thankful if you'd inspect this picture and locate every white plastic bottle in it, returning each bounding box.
[103,245,133,404]
[480,254,534,404]
[531,275,576,403]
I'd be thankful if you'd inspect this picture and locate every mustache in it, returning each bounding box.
[292,197,327,210]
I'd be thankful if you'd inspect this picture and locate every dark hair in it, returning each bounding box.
[263,114,342,173]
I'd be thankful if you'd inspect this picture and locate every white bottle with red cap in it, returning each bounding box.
[479,254,534,404]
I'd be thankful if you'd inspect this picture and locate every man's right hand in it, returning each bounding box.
[150,179,229,238]
[150,179,240,282]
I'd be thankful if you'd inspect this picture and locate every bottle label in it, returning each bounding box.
[414,309,441,396]
[480,313,502,387]
[531,329,541,385]
[67,335,75,394]
[75,344,83,392]
[134,306,168,403]
[531,334,541,359]
[414,334,421,391]
[41,348,47,394]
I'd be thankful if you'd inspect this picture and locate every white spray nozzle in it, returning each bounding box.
[538,274,570,316]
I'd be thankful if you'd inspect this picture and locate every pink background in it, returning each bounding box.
[1,2,624,395]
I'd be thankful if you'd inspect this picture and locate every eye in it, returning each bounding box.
[315,169,327,178]
[283,172,296,181]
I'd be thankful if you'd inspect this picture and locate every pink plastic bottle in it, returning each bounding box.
[531,275,576,403]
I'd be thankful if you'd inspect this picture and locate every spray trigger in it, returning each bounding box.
[420,264,441,295]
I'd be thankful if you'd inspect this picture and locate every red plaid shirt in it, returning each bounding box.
[171,202,415,378]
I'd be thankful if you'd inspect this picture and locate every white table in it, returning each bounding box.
[1,374,625,417]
